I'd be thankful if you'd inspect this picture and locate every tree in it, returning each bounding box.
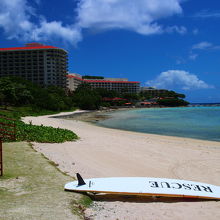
[122,93,139,101]
[72,83,102,110]
[94,88,119,98]
[0,77,33,106]
[0,76,73,111]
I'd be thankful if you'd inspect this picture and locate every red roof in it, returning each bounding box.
[84,80,140,84]
[0,43,59,51]
[66,75,140,84]
[66,75,83,81]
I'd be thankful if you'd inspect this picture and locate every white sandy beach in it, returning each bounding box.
[23,111,220,220]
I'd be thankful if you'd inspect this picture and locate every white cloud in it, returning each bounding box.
[146,70,214,90]
[192,41,213,50]
[192,41,220,50]
[0,0,34,39]
[166,25,187,35]
[0,0,82,45]
[189,53,198,60]
[0,0,186,45]
[193,10,220,19]
[31,19,82,45]
[176,57,186,64]
[76,0,184,35]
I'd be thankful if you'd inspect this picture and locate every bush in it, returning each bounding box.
[72,83,101,110]
[0,76,74,111]
[0,110,78,143]
[16,121,78,143]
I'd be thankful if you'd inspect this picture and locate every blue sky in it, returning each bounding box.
[0,0,220,103]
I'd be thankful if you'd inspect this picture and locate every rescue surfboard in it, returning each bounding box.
[64,173,220,200]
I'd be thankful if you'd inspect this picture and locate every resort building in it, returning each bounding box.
[140,87,167,97]
[67,74,140,93]
[0,43,68,87]
[67,73,83,91]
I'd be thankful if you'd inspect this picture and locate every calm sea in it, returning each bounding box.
[96,107,220,142]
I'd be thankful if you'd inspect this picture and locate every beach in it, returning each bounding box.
[23,110,220,220]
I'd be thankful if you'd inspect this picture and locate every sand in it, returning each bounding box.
[22,110,220,220]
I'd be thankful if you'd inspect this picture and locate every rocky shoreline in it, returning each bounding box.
[60,107,134,123]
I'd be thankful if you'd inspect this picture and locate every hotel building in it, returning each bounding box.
[67,74,140,93]
[67,73,83,91]
[0,43,68,87]
[140,87,168,97]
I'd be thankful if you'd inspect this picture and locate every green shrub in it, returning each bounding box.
[0,109,78,143]
[15,121,78,143]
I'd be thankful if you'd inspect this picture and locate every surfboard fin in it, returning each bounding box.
[76,173,86,186]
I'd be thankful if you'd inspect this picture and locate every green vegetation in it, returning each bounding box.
[15,122,78,143]
[72,84,189,109]
[0,76,189,113]
[139,89,186,100]
[0,77,78,143]
[72,84,139,109]
[0,107,78,143]
[72,83,102,110]
[0,76,73,111]
[140,90,189,107]
[0,142,90,219]
[0,106,60,119]
[0,106,64,119]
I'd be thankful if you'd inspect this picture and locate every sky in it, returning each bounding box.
[0,0,220,103]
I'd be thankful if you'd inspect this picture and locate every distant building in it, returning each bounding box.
[67,74,140,93]
[67,73,83,91]
[140,87,167,97]
[0,43,68,87]
[84,78,140,93]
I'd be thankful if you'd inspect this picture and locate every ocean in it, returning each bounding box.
[96,107,220,142]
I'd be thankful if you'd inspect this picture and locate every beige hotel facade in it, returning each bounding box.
[0,43,67,88]
[67,74,140,94]
[0,43,140,93]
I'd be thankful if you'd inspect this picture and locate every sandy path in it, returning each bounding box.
[23,111,220,220]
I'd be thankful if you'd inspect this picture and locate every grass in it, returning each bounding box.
[0,142,92,220]
[0,106,79,143]
[0,106,77,119]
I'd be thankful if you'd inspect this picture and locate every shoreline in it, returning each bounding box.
[22,111,220,219]
[22,109,220,178]
[57,108,220,143]
[56,107,134,122]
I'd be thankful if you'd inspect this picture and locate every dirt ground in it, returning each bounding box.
[0,142,89,220]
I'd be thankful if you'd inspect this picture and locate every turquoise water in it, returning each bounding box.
[96,107,220,142]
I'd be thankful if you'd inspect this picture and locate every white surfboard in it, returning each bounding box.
[64,173,220,200]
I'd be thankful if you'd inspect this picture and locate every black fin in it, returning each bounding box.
[76,173,86,186]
